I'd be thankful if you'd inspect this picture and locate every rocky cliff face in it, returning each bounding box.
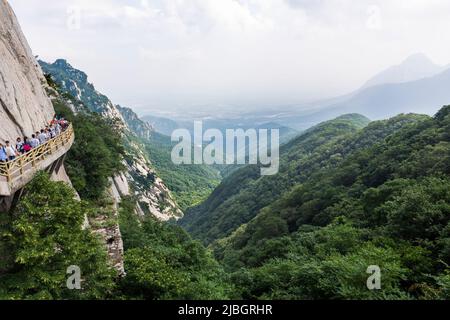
[123,141,183,220]
[0,0,54,143]
[116,105,153,140]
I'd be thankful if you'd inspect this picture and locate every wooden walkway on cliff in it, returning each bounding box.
[0,124,74,198]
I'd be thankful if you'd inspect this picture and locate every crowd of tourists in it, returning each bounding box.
[0,115,69,163]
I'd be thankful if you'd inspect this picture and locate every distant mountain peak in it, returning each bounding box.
[54,58,70,67]
[362,53,446,89]
[402,52,433,64]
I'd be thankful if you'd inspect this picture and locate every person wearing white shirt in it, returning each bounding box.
[30,134,40,148]
[5,141,17,161]
[38,130,47,144]
[55,123,62,136]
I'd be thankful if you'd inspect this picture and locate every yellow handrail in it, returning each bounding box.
[0,123,74,183]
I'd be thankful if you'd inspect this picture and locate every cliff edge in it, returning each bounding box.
[0,0,54,143]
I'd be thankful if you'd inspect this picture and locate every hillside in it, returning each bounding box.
[329,68,450,119]
[180,114,375,243]
[39,60,125,119]
[207,105,450,299]
[141,131,221,211]
[1,46,227,299]
[142,115,181,137]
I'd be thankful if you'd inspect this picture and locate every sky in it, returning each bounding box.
[8,0,450,116]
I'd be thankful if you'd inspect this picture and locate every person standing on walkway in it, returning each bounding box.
[30,134,40,149]
[55,122,62,136]
[22,137,32,153]
[50,126,56,139]
[0,143,7,162]
[5,141,17,161]
[38,129,47,144]
[16,137,24,154]
[45,127,51,140]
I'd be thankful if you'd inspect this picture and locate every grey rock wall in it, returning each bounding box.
[0,0,54,144]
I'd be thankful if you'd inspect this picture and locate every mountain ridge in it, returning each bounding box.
[362,53,447,89]
[274,65,450,131]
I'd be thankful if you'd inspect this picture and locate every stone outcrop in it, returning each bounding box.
[39,59,127,122]
[116,105,153,140]
[90,178,126,277]
[0,0,54,144]
[112,172,131,198]
[124,140,183,221]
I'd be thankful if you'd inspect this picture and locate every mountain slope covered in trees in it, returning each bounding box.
[141,131,221,211]
[181,114,382,243]
[197,106,450,299]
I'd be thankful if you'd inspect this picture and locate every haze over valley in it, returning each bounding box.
[142,53,450,134]
[10,0,450,124]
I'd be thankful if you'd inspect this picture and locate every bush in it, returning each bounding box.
[0,172,116,299]
[64,112,125,200]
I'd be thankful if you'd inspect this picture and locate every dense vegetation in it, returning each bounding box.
[0,173,229,300]
[181,114,376,243]
[53,101,125,200]
[184,106,450,299]
[117,197,232,299]
[142,131,221,211]
[0,173,116,299]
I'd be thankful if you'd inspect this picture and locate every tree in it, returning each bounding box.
[382,177,450,240]
[118,206,233,300]
[0,172,116,299]
[65,112,125,200]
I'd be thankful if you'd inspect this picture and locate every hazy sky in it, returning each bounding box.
[8,0,450,115]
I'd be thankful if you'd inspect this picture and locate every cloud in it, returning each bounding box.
[284,0,324,10]
[8,0,450,115]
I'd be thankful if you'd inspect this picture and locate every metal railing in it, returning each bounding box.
[0,124,74,183]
